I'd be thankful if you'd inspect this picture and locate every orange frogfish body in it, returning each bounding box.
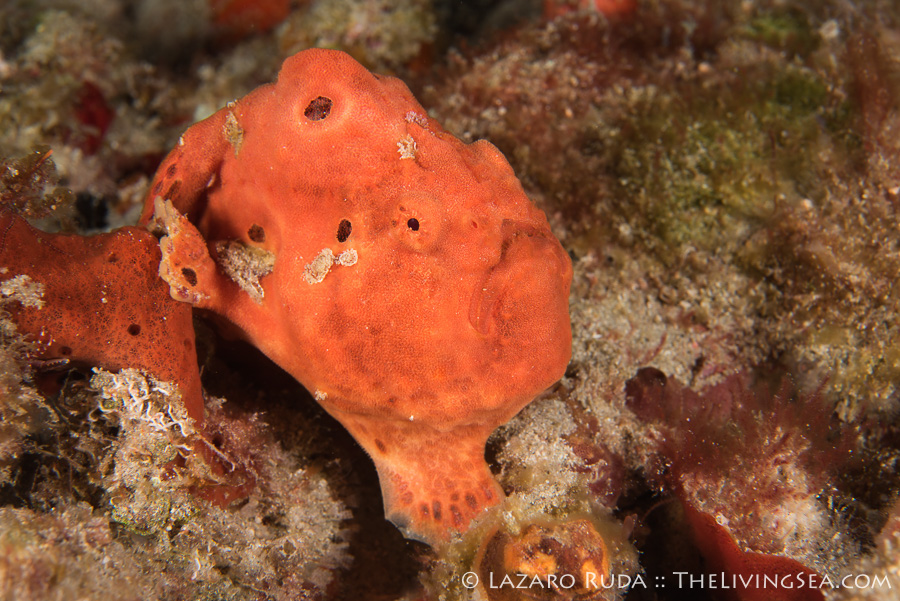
[142,49,572,545]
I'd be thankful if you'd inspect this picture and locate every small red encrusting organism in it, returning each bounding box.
[0,211,204,422]
[141,49,573,545]
[543,0,637,20]
[72,81,114,155]
[208,0,292,38]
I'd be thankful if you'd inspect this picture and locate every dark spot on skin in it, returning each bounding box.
[60,346,72,356]
[107,253,118,263]
[181,267,197,286]
[432,501,442,522]
[450,505,463,527]
[420,504,430,518]
[465,493,478,509]
[184,339,192,350]
[336,219,352,242]
[304,96,332,121]
[127,324,141,336]
[375,439,386,453]
[152,181,162,195]
[166,163,177,178]
[248,224,265,242]
[407,218,419,231]
[165,180,181,199]
[400,492,414,505]
[451,492,459,502]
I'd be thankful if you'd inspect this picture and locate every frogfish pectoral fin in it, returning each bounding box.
[337,415,504,546]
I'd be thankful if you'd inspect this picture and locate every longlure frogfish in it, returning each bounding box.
[141,49,572,545]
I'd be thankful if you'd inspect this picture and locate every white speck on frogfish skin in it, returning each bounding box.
[303,248,358,283]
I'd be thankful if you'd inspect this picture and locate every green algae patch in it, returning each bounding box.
[742,8,821,58]
[606,54,853,261]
